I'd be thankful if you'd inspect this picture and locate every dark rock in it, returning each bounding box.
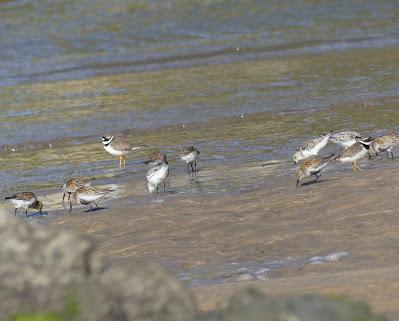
[0,213,102,317]
[99,262,196,321]
[0,213,196,321]
[207,287,386,321]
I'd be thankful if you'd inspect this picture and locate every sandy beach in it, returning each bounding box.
[36,158,399,320]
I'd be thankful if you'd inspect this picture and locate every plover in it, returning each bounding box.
[293,131,332,164]
[62,177,94,206]
[296,153,337,187]
[369,132,399,159]
[5,192,43,217]
[337,138,372,172]
[180,146,200,174]
[102,135,146,167]
[329,131,361,148]
[146,155,169,194]
[69,186,108,213]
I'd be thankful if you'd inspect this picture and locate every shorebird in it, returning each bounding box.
[180,146,200,174]
[296,153,337,187]
[369,132,399,159]
[69,186,108,213]
[5,192,43,217]
[293,131,332,164]
[337,138,372,172]
[329,131,361,149]
[62,177,94,206]
[102,135,146,167]
[146,153,169,193]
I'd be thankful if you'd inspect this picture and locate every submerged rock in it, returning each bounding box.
[207,287,386,321]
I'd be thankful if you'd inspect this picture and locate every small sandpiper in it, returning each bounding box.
[329,131,361,149]
[369,131,399,159]
[146,152,169,194]
[180,146,200,174]
[296,153,337,187]
[62,177,94,206]
[102,135,146,167]
[5,192,43,217]
[293,131,332,164]
[69,186,108,213]
[337,138,372,172]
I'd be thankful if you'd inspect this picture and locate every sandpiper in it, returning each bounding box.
[102,135,146,167]
[329,131,361,148]
[180,146,200,174]
[62,177,94,206]
[5,192,43,217]
[369,132,399,159]
[146,153,169,194]
[69,186,108,213]
[296,153,337,187]
[293,131,332,164]
[337,138,372,172]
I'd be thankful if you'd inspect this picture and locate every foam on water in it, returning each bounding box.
[180,251,350,287]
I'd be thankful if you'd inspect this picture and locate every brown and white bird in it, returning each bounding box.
[62,177,94,206]
[145,151,169,193]
[337,138,372,172]
[293,131,332,164]
[295,153,337,188]
[69,186,109,213]
[180,146,200,174]
[5,192,43,217]
[369,131,399,159]
[102,135,146,167]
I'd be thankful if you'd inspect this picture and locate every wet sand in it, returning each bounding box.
[37,157,399,320]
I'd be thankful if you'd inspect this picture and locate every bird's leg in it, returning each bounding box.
[94,202,99,209]
[14,208,17,216]
[156,186,159,194]
[89,204,92,211]
[119,156,123,167]
[191,163,194,174]
[296,179,300,188]
[122,156,126,166]
[351,162,355,171]
[163,182,167,194]
[194,161,197,173]
[69,202,73,214]
[25,209,28,217]
[187,164,190,175]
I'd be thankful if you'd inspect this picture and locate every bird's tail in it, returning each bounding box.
[132,144,149,151]
[4,196,13,200]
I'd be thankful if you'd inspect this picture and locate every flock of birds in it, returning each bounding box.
[294,130,399,187]
[5,135,200,217]
[4,129,398,217]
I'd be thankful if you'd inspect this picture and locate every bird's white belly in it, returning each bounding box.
[340,149,367,163]
[10,199,33,209]
[77,194,103,203]
[181,152,198,163]
[104,144,127,156]
[147,165,169,186]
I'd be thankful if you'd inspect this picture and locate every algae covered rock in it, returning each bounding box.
[207,287,386,321]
